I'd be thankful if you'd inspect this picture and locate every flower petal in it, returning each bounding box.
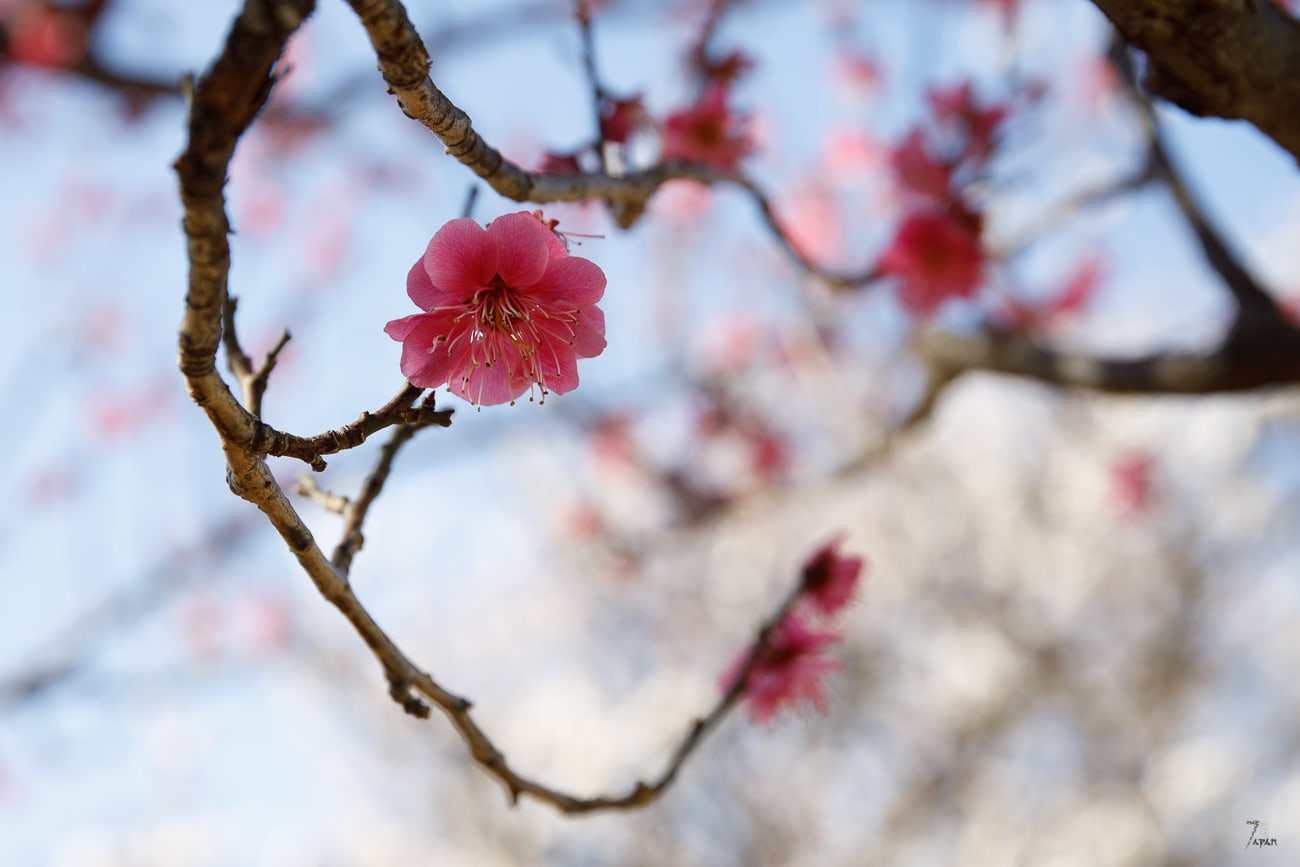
[406,258,456,310]
[395,313,461,389]
[537,343,581,395]
[570,306,606,358]
[384,312,426,341]
[534,256,606,306]
[487,212,551,288]
[451,358,531,406]
[427,218,498,298]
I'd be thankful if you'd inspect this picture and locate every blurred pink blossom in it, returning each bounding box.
[600,94,648,144]
[798,537,864,617]
[723,614,841,723]
[879,210,985,315]
[662,81,753,170]
[1111,452,1155,518]
[890,129,954,201]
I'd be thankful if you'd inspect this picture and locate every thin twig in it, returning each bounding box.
[222,296,293,417]
[296,475,350,514]
[574,0,609,173]
[248,382,450,472]
[331,392,439,574]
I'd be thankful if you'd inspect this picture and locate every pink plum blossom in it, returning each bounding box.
[1111,452,1155,519]
[798,537,865,617]
[879,209,985,315]
[927,81,1008,164]
[599,94,649,144]
[538,150,582,175]
[723,614,841,724]
[662,81,753,170]
[994,256,1104,332]
[890,129,954,201]
[385,211,607,406]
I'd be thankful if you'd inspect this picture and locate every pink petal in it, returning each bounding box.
[427,218,498,298]
[538,344,581,394]
[537,218,570,261]
[535,256,607,306]
[384,313,425,341]
[406,258,456,310]
[451,359,530,406]
[534,306,606,361]
[486,212,550,288]
[396,314,461,389]
[569,306,606,358]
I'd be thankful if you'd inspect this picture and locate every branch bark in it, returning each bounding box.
[1089,0,1300,163]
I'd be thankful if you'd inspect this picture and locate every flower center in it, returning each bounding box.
[475,275,528,335]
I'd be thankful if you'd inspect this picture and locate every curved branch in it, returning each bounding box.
[933,27,1300,397]
[177,0,820,816]
[1107,34,1293,341]
[1089,0,1300,162]
[342,0,879,288]
[919,324,1300,394]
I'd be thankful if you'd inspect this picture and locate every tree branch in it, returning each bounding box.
[919,327,1300,394]
[1089,0,1300,163]
[918,24,1300,396]
[176,0,829,815]
[341,0,880,288]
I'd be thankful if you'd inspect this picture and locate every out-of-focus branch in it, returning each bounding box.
[1089,0,1300,163]
[341,0,880,288]
[75,53,179,99]
[919,328,1300,394]
[0,516,256,709]
[919,28,1300,395]
[1108,35,1295,347]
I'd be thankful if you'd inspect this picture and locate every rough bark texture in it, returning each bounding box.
[1090,0,1300,162]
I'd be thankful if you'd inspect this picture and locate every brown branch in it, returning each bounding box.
[329,392,444,575]
[1089,0,1300,163]
[221,296,291,418]
[919,326,1300,394]
[177,0,825,815]
[342,0,879,289]
[176,0,317,460]
[248,382,451,472]
[920,27,1300,396]
[1106,34,1293,344]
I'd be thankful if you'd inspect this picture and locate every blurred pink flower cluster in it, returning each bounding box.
[724,538,866,723]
